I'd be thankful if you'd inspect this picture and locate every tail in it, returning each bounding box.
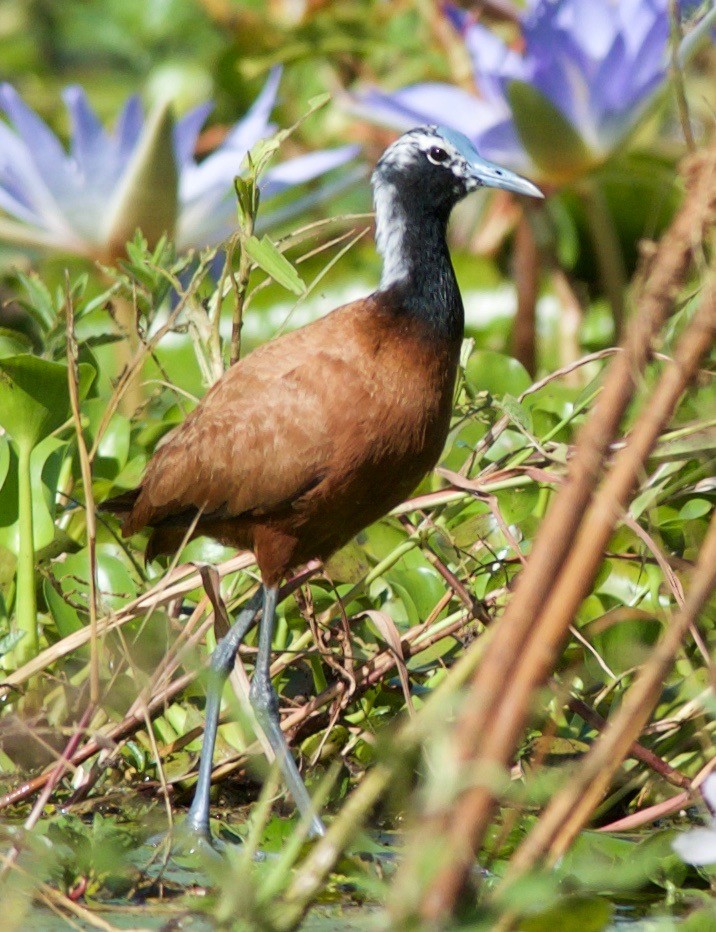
[100,488,141,517]
[100,487,194,560]
[99,487,144,541]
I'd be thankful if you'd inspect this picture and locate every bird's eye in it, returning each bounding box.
[427,146,449,165]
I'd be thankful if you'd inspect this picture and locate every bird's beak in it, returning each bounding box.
[467,156,544,199]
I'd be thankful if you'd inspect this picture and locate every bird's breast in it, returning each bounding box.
[285,308,461,561]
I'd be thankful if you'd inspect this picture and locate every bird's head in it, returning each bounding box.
[373,125,543,217]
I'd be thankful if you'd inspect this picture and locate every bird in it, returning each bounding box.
[104,125,542,843]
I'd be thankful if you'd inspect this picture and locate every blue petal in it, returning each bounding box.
[62,85,110,175]
[0,117,73,234]
[177,185,234,249]
[529,55,585,137]
[178,68,283,209]
[591,34,630,124]
[0,175,43,226]
[222,66,283,154]
[0,84,68,178]
[260,145,358,197]
[178,144,358,250]
[357,84,507,140]
[115,94,145,160]
[629,14,670,98]
[443,2,472,34]
[567,0,618,61]
[463,22,526,102]
[173,101,213,168]
[59,86,142,243]
[473,119,528,170]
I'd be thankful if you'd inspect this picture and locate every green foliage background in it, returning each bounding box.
[0,1,714,929]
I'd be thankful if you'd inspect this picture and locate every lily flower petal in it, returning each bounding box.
[672,775,716,866]
[260,145,361,198]
[356,0,709,183]
[174,101,214,168]
[0,68,357,260]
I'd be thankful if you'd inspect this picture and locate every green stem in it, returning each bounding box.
[13,443,38,666]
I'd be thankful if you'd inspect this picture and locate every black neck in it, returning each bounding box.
[374,185,464,343]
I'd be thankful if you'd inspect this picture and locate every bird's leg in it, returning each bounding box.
[249,584,327,838]
[184,587,265,839]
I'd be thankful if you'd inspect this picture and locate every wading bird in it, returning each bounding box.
[105,126,542,841]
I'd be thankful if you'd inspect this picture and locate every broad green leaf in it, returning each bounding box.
[520,894,612,932]
[584,607,661,677]
[0,356,95,455]
[55,544,138,613]
[0,355,72,454]
[507,80,594,183]
[465,350,531,397]
[441,419,489,472]
[497,485,539,525]
[0,436,67,555]
[0,630,24,657]
[104,101,178,255]
[84,400,131,480]
[0,327,33,357]
[679,498,712,521]
[391,566,444,622]
[43,577,84,639]
[244,235,306,295]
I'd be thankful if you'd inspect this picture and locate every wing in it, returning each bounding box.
[122,302,373,535]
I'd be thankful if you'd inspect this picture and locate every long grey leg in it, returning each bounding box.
[249,585,326,838]
[185,588,264,839]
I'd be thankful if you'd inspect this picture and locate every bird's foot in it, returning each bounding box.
[308,813,327,839]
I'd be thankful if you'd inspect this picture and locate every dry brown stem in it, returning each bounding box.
[390,142,716,925]
[502,509,716,883]
[511,209,539,376]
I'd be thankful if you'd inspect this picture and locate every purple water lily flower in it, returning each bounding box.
[358,0,713,182]
[0,68,358,259]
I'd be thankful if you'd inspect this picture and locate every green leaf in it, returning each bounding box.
[244,235,306,295]
[498,393,533,433]
[55,545,138,614]
[0,630,24,657]
[520,894,613,932]
[465,350,532,397]
[306,92,331,111]
[0,355,72,455]
[14,270,56,327]
[234,176,260,228]
[0,435,67,556]
[0,355,96,456]
[679,498,712,521]
[43,578,84,640]
[507,80,594,183]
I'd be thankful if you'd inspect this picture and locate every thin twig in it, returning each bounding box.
[65,278,100,705]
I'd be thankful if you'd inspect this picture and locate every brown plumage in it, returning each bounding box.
[114,289,459,583]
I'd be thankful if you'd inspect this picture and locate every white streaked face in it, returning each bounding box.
[376,127,479,188]
[374,125,543,199]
